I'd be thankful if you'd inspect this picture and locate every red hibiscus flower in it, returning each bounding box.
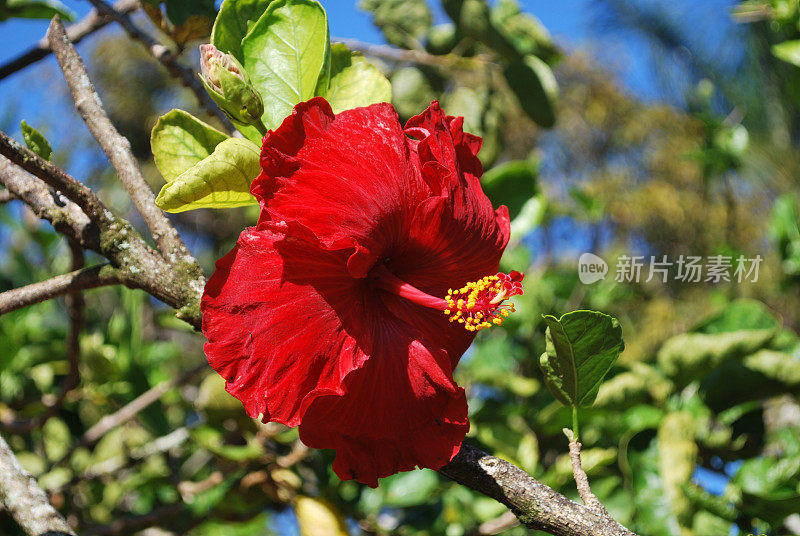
[201,97,523,486]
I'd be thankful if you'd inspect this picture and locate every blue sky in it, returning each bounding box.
[0,0,743,212]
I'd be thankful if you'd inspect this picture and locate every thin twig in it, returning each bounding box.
[0,0,139,81]
[0,131,110,226]
[568,436,609,517]
[439,443,636,536]
[84,0,235,131]
[0,264,122,316]
[477,511,519,535]
[0,153,204,328]
[0,432,76,536]
[47,16,192,264]
[0,156,99,248]
[335,37,489,70]
[52,362,206,467]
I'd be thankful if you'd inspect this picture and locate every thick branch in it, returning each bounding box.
[0,155,100,249]
[439,443,637,536]
[47,16,192,264]
[0,0,139,81]
[0,432,76,536]
[84,0,235,131]
[0,264,122,316]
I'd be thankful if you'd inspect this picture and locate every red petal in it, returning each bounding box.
[298,329,468,487]
[405,101,483,193]
[201,226,371,425]
[253,98,428,267]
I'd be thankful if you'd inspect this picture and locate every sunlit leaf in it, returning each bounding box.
[20,120,52,162]
[772,39,800,67]
[295,495,349,536]
[0,0,74,21]
[539,310,624,407]
[241,0,330,129]
[323,43,391,114]
[151,109,229,182]
[155,137,260,212]
[212,0,276,61]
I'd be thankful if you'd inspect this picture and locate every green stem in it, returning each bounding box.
[254,118,268,136]
[572,406,580,441]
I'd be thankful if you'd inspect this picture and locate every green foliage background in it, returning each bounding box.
[2,1,800,535]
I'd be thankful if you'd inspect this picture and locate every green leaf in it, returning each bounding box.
[391,66,435,119]
[694,299,780,334]
[538,310,624,407]
[770,194,800,275]
[188,470,245,515]
[294,496,349,536]
[381,470,440,507]
[0,0,74,22]
[490,0,559,61]
[772,39,800,67]
[164,0,215,26]
[360,0,432,48]
[481,160,538,220]
[322,43,391,114]
[443,86,486,136]
[241,0,330,130]
[20,120,52,161]
[656,329,776,386]
[443,0,519,59]
[43,418,70,461]
[212,0,276,61]
[155,138,260,212]
[151,109,229,182]
[504,54,558,128]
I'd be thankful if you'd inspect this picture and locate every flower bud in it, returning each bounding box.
[199,44,265,128]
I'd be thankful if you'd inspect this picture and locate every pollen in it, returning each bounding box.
[443,271,524,332]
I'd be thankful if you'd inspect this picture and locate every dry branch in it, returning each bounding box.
[0,432,76,536]
[0,156,99,249]
[0,264,122,316]
[0,131,110,227]
[439,443,637,536]
[569,436,609,517]
[0,0,139,81]
[47,16,192,264]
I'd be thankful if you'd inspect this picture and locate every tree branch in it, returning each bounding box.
[47,16,192,264]
[0,264,122,316]
[439,443,637,536]
[52,361,206,468]
[568,436,609,517]
[334,37,488,70]
[0,0,139,81]
[0,131,110,227]
[0,155,100,249]
[0,432,76,536]
[84,0,235,131]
